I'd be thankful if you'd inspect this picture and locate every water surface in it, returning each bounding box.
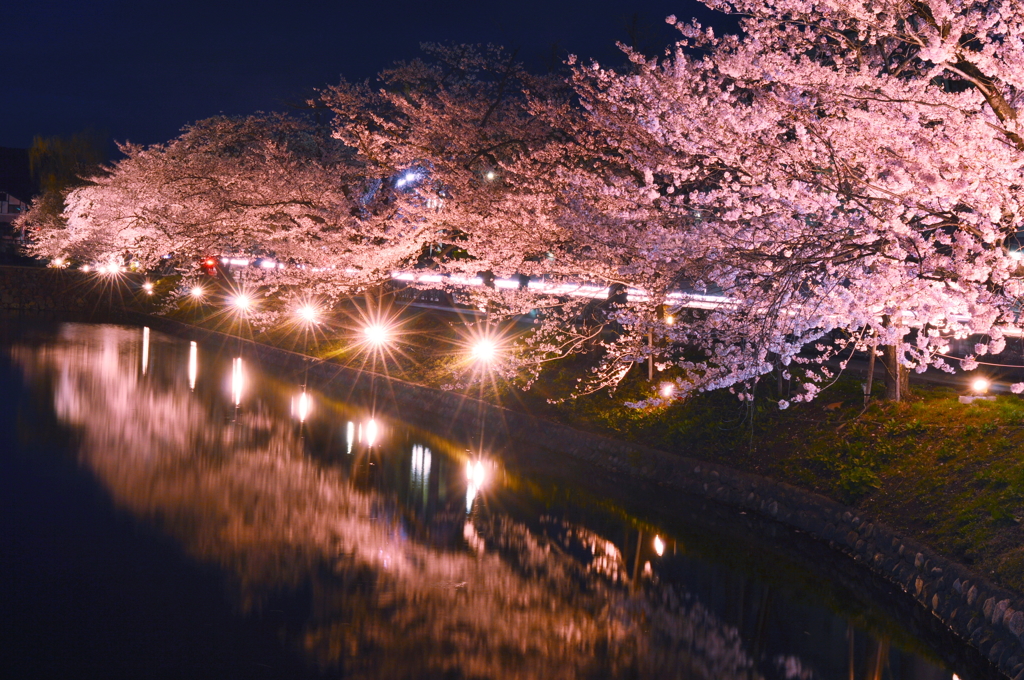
[0,320,992,679]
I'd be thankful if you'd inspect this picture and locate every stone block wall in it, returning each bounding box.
[0,265,145,316]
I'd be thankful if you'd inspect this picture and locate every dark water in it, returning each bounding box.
[0,320,996,679]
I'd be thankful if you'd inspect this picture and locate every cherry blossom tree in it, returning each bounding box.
[321,44,582,278]
[528,0,1024,403]
[321,47,632,382]
[22,11,1024,405]
[21,113,444,308]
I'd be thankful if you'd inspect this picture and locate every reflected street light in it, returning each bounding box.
[466,459,488,512]
[188,341,198,391]
[231,357,244,406]
[141,326,150,375]
[294,390,311,422]
[366,418,379,447]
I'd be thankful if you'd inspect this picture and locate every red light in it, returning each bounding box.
[204,258,216,267]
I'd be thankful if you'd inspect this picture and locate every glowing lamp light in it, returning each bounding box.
[142,281,154,294]
[660,383,675,398]
[972,378,990,394]
[364,324,389,346]
[190,286,206,299]
[396,171,419,188]
[188,341,198,391]
[366,418,378,447]
[51,257,65,268]
[664,314,675,326]
[471,339,497,363]
[141,326,150,376]
[231,357,244,406]
[467,460,486,487]
[81,264,91,273]
[654,535,665,557]
[297,304,319,324]
[295,390,311,422]
[232,294,252,312]
[485,171,496,181]
[465,459,487,513]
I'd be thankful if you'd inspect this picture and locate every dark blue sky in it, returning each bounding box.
[3,1,731,150]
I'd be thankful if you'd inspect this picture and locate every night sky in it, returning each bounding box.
[3,1,732,152]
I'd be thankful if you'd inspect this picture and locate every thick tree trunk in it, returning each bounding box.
[881,344,910,401]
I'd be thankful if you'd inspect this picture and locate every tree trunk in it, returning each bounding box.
[863,347,876,406]
[881,344,910,401]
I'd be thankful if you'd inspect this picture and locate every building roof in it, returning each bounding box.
[0,147,36,202]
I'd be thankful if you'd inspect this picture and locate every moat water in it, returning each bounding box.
[0,319,997,679]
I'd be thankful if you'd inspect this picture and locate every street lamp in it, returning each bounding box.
[471,338,497,363]
[232,293,253,312]
[364,324,389,346]
[142,281,154,295]
[190,286,206,299]
[297,304,320,324]
[972,377,990,395]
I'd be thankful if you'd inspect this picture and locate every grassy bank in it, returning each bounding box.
[546,374,1024,594]
[167,301,1024,594]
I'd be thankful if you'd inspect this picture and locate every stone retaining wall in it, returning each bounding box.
[0,265,144,315]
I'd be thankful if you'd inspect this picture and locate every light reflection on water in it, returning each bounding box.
[7,323,965,680]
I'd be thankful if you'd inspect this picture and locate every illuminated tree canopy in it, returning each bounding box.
[20,1,1024,403]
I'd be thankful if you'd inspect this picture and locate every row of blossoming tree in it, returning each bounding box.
[19,0,1024,405]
